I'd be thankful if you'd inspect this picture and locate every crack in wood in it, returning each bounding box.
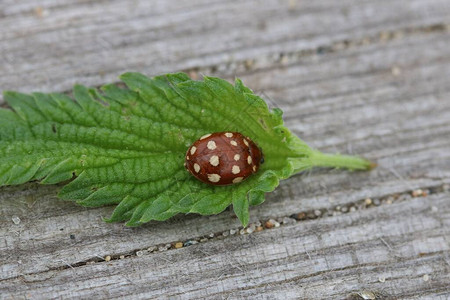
[189,22,450,79]
[2,182,442,280]
[2,22,447,106]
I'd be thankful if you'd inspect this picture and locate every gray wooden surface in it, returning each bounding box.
[1,0,449,299]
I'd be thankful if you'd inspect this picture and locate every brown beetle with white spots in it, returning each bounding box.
[185,132,263,185]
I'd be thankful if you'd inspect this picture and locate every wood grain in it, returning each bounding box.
[1,0,449,299]
[1,0,449,98]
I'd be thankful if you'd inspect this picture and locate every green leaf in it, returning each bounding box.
[0,72,374,226]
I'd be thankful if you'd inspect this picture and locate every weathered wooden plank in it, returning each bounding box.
[0,0,449,98]
[1,0,450,298]
[2,193,449,299]
[1,26,450,298]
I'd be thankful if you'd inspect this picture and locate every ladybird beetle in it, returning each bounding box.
[185,132,263,185]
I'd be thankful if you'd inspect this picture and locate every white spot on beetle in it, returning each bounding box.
[247,156,252,164]
[187,155,190,160]
[232,177,243,183]
[190,146,197,155]
[207,140,217,150]
[194,163,200,173]
[209,155,219,166]
[243,139,249,146]
[253,165,257,172]
[225,132,233,138]
[208,173,221,183]
[232,165,240,174]
[200,133,211,140]
[234,154,240,161]
[230,140,237,146]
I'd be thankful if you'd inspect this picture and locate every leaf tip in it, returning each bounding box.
[118,72,135,80]
[232,195,250,227]
[241,218,249,228]
[102,216,114,223]
[3,90,15,98]
[3,90,26,104]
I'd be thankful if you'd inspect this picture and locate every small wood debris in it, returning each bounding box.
[244,59,254,70]
[158,244,171,251]
[357,290,376,300]
[265,219,280,229]
[246,223,256,234]
[379,31,391,41]
[294,212,307,220]
[34,7,46,18]
[183,240,198,247]
[391,66,401,76]
[282,217,296,225]
[12,216,21,224]
[288,0,297,10]
[412,189,425,197]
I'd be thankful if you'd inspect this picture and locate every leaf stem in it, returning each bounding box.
[308,150,376,171]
